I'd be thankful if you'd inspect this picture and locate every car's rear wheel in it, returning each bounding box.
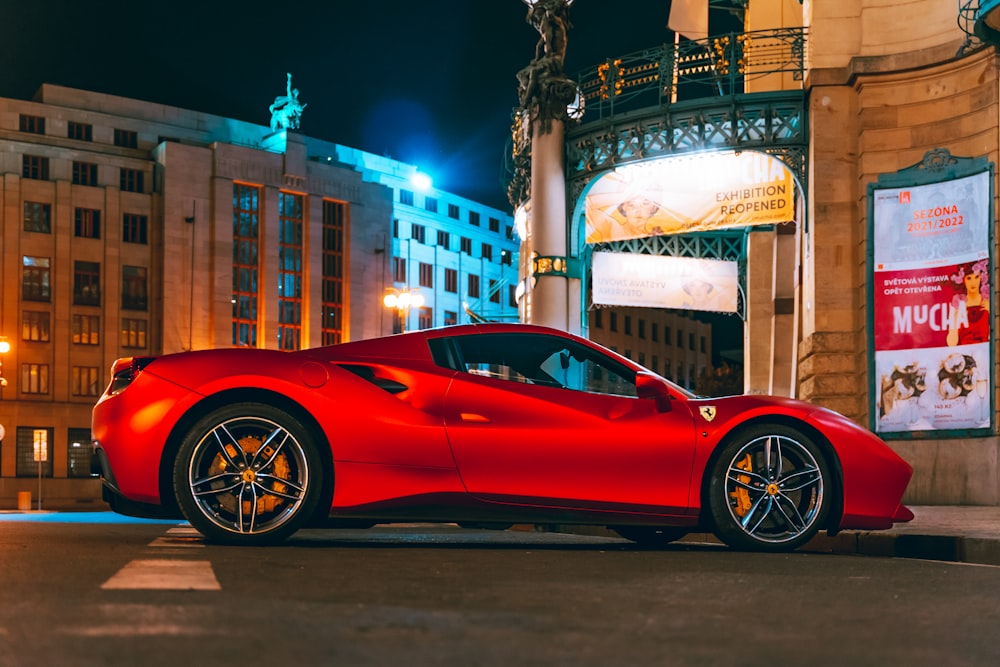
[708,424,832,552]
[611,526,688,548]
[173,403,323,545]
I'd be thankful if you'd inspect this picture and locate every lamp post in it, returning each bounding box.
[0,336,10,399]
[383,289,424,333]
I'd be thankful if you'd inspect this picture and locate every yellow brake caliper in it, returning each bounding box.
[730,453,753,517]
[209,436,291,516]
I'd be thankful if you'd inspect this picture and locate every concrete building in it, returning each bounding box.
[0,84,514,508]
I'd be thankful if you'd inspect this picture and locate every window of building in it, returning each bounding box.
[501,249,512,266]
[482,243,493,261]
[71,366,100,397]
[22,155,49,180]
[437,230,450,249]
[418,306,433,330]
[461,237,472,255]
[22,256,51,302]
[689,333,695,350]
[67,428,97,478]
[638,352,646,366]
[393,257,407,283]
[68,121,92,141]
[419,261,434,288]
[123,213,148,244]
[73,261,101,306]
[625,315,632,335]
[122,265,148,311]
[469,211,480,227]
[448,203,460,219]
[20,365,50,395]
[651,355,659,374]
[665,326,672,344]
[411,223,426,244]
[321,200,346,346]
[121,318,147,349]
[468,274,480,299]
[22,311,50,342]
[232,184,260,347]
[114,128,138,148]
[594,310,603,329]
[508,285,517,308]
[651,323,659,342]
[424,196,438,213]
[489,279,501,304]
[489,217,500,233]
[399,189,414,206]
[16,427,53,477]
[444,267,458,293]
[72,314,100,345]
[74,208,101,238]
[610,311,618,332]
[19,114,45,134]
[392,218,399,238]
[506,224,514,240]
[677,329,683,347]
[638,319,646,339]
[444,310,458,326]
[23,202,51,233]
[72,161,98,186]
[120,168,144,193]
[701,336,707,353]
[277,192,303,351]
[624,349,632,360]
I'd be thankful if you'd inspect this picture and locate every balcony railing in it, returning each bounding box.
[573,27,807,122]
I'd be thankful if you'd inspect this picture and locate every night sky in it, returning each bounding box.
[0,0,734,210]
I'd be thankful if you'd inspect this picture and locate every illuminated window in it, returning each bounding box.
[232,184,260,347]
[120,168,144,193]
[21,366,50,395]
[71,366,100,396]
[68,121,92,141]
[322,200,346,346]
[72,314,100,345]
[74,208,101,238]
[114,128,138,148]
[277,192,303,351]
[123,213,148,244]
[19,114,45,134]
[121,318,147,349]
[23,155,49,180]
[122,266,147,311]
[23,202,51,233]
[22,256,51,302]
[22,311,50,342]
[73,261,101,306]
[72,161,98,186]
[418,306,433,330]
[16,426,54,477]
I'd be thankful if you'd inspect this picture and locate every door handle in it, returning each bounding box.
[460,413,491,423]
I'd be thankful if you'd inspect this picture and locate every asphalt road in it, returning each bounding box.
[1,517,998,666]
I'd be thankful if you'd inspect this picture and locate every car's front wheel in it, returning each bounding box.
[707,425,833,552]
[173,403,323,545]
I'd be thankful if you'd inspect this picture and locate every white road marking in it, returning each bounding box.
[101,559,220,590]
[147,525,205,548]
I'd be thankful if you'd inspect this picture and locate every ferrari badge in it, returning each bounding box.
[699,406,717,422]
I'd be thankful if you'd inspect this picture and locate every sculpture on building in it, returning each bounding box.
[517,0,578,135]
[269,73,307,131]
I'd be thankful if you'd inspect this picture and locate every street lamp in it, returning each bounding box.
[383,289,424,333]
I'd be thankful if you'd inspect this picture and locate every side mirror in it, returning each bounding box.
[636,371,672,412]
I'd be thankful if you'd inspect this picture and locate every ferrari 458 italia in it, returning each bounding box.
[91,323,913,550]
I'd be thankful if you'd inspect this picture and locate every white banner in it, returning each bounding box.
[592,252,738,313]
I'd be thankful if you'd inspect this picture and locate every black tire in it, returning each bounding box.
[707,424,833,552]
[612,526,689,548]
[173,402,324,545]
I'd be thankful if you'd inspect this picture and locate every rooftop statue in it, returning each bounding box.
[269,73,307,131]
[517,0,577,134]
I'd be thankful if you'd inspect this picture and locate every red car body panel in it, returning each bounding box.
[91,323,913,535]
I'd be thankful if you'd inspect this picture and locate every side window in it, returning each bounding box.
[447,333,637,397]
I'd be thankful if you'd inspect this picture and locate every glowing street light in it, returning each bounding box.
[0,336,9,397]
[383,289,424,333]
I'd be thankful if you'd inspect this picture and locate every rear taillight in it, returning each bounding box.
[107,357,156,395]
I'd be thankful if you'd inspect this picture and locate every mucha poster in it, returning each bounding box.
[870,168,992,435]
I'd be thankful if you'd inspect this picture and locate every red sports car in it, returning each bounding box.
[91,323,913,550]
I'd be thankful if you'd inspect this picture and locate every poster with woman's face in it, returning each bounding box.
[870,170,992,435]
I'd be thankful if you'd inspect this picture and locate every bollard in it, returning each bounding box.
[17,491,32,510]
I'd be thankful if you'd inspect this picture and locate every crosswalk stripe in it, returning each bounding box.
[101,559,221,590]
